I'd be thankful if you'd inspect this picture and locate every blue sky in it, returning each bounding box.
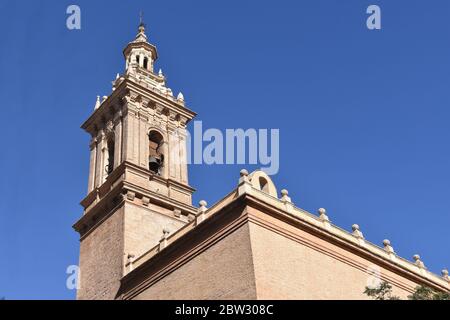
[1,0,450,299]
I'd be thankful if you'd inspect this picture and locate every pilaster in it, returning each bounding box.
[87,137,97,193]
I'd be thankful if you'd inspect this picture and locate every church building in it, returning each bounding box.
[74,23,450,300]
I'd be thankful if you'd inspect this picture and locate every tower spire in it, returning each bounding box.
[139,10,144,26]
[138,10,146,37]
[134,12,148,43]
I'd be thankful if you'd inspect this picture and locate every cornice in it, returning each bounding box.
[76,161,197,238]
[80,78,196,136]
[123,41,158,61]
[242,194,447,293]
[123,79,196,120]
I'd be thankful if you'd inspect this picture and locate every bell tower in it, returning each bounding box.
[74,22,197,300]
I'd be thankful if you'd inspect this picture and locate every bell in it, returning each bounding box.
[149,156,161,174]
[105,163,112,174]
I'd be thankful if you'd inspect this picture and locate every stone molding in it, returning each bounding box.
[75,161,197,239]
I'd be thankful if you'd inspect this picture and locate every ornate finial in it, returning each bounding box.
[383,239,395,254]
[126,253,136,272]
[138,24,145,35]
[442,269,449,281]
[352,224,364,239]
[413,254,426,269]
[158,69,163,77]
[162,228,170,237]
[198,200,208,216]
[159,228,170,251]
[134,12,148,42]
[240,169,249,177]
[318,208,329,221]
[138,11,146,34]
[94,95,101,110]
[177,92,185,102]
[280,189,292,204]
[238,169,250,187]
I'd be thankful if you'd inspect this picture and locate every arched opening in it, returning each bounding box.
[259,177,269,193]
[136,54,140,65]
[249,171,278,197]
[149,131,164,175]
[143,57,148,70]
[106,138,115,175]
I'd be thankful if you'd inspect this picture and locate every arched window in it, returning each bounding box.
[106,138,115,175]
[143,57,148,70]
[259,177,269,193]
[149,131,164,175]
[136,54,140,65]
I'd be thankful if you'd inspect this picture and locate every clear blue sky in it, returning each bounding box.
[1,0,449,299]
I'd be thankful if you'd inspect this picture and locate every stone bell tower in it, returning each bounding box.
[74,22,197,300]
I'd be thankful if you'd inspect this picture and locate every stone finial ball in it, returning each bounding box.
[199,200,207,207]
[352,224,360,231]
[281,189,289,196]
[442,269,449,276]
[240,169,249,177]
[413,254,421,261]
[318,208,327,215]
[383,239,391,246]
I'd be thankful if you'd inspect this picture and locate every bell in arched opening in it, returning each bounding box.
[105,138,115,175]
[148,131,164,175]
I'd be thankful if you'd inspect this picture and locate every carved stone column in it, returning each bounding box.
[94,130,106,187]
[179,117,189,185]
[139,53,144,68]
[168,128,179,180]
[113,111,122,168]
[161,140,169,180]
[139,101,150,168]
[87,136,97,193]
[122,94,140,165]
